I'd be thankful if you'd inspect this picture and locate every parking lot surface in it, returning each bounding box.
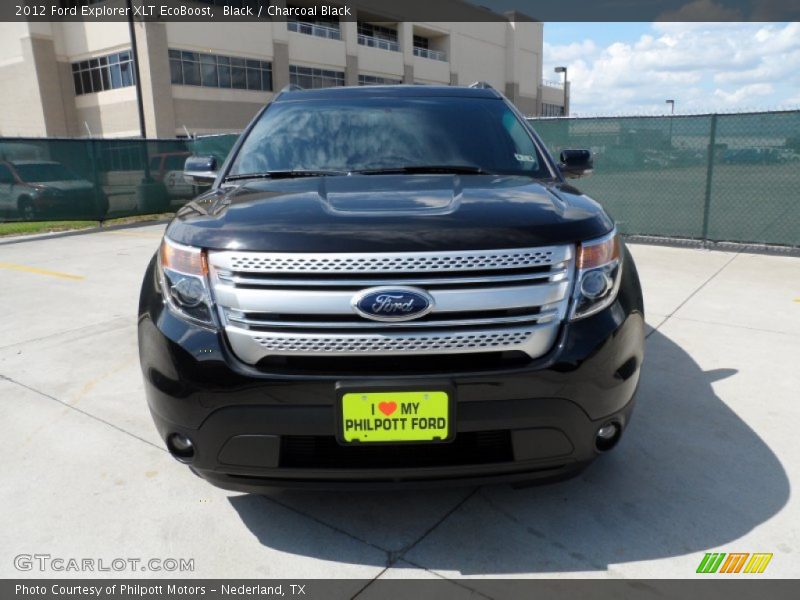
[0,224,798,582]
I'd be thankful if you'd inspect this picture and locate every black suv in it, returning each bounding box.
[138,85,645,490]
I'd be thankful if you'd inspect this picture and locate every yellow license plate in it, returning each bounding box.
[340,390,450,443]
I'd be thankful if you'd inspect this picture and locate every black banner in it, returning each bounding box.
[5,580,800,600]
[2,0,799,23]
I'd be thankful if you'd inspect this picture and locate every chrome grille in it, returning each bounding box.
[208,245,575,364]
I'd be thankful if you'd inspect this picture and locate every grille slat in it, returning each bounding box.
[224,309,558,330]
[216,266,568,288]
[214,246,568,274]
[251,329,533,353]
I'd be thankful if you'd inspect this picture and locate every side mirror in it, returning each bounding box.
[183,155,217,185]
[559,149,593,179]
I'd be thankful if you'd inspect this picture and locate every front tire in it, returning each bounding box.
[18,196,36,220]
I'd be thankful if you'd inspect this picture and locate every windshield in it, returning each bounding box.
[15,163,80,183]
[229,96,552,178]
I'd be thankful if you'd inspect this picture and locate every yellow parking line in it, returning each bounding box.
[0,262,84,281]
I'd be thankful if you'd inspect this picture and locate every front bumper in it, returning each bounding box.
[138,251,645,490]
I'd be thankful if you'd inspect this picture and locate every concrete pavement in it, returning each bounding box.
[0,224,797,581]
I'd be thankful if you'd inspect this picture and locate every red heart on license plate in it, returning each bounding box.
[378,401,397,416]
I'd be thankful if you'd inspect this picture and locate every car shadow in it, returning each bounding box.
[229,328,790,574]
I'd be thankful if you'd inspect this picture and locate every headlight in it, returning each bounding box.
[569,230,623,321]
[157,237,215,327]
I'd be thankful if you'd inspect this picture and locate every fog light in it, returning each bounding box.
[580,270,610,299]
[597,424,617,439]
[595,422,621,452]
[167,433,195,461]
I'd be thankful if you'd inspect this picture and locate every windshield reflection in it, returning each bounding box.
[230,97,551,180]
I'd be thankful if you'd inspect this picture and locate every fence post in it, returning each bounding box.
[88,138,104,225]
[701,113,718,245]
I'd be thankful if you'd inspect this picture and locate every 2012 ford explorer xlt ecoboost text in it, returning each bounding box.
[138,84,645,490]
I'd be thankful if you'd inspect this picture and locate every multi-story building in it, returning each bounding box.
[0,0,569,138]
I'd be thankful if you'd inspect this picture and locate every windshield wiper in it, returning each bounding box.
[354,165,494,175]
[224,169,348,181]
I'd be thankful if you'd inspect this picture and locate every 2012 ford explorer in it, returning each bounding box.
[138,84,645,490]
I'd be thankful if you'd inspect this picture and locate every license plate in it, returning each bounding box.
[340,390,450,444]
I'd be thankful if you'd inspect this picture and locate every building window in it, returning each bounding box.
[287,19,342,40]
[287,7,341,40]
[71,51,135,96]
[358,22,400,52]
[289,65,345,89]
[541,103,565,117]
[170,49,272,91]
[412,35,447,61]
[358,74,402,86]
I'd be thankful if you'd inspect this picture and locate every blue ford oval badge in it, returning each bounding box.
[352,287,435,322]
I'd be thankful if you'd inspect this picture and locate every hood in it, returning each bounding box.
[166,174,614,252]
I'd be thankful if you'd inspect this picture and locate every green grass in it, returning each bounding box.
[0,213,173,238]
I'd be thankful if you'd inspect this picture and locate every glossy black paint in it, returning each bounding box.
[138,86,644,489]
[138,245,645,489]
[166,176,613,253]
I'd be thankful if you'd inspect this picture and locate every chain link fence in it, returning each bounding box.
[0,134,238,222]
[530,111,800,247]
[1,110,798,248]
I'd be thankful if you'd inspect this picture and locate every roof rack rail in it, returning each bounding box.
[469,81,494,90]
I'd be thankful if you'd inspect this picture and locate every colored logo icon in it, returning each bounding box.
[696,552,773,574]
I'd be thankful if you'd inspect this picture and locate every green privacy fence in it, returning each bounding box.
[2,111,799,247]
[529,111,800,247]
[0,134,239,222]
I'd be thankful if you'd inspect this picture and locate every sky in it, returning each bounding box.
[543,22,800,116]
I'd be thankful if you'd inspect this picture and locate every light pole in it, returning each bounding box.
[126,0,146,140]
[555,66,568,116]
[666,99,675,114]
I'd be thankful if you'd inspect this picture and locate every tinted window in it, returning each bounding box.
[14,163,80,182]
[0,165,14,183]
[230,97,551,177]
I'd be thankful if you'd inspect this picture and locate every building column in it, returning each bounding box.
[272,41,290,90]
[133,21,176,137]
[270,0,290,91]
[23,33,75,136]
[398,22,414,83]
[342,19,359,86]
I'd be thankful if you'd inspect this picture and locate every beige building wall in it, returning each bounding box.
[0,10,568,139]
[0,23,77,137]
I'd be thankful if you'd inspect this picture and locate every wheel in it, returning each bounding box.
[18,196,36,220]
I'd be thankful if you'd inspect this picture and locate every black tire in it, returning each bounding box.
[18,196,36,220]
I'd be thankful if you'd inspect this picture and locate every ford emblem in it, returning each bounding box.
[351,287,435,322]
